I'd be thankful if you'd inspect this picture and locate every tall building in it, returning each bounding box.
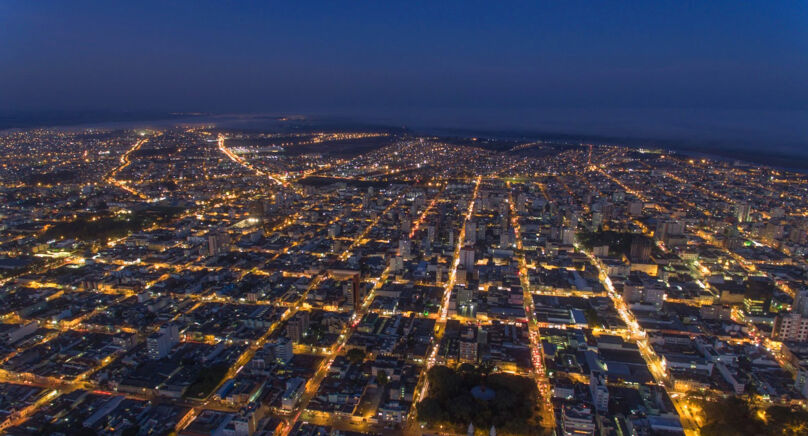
[736,202,752,223]
[499,228,513,249]
[281,377,305,411]
[477,325,488,345]
[147,332,172,359]
[628,201,643,216]
[772,313,808,342]
[274,337,294,364]
[699,304,733,321]
[629,235,652,263]
[464,221,477,244]
[517,193,527,213]
[622,272,665,307]
[459,340,477,363]
[567,212,579,229]
[743,293,769,317]
[562,404,596,436]
[390,256,404,273]
[793,289,808,317]
[460,246,475,270]
[286,311,310,343]
[457,286,475,307]
[591,211,603,230]
[427,224,436,242]
[208,230,231,256]
[398,238,411,258]
[561,227,575,245]
[161,323,180,343]
[147,323,180,360]
[476,223,486,242]
[654,220,684,245]
[796,368,808,399]
[401,216,411,234]
[331,270,362,310]
[589,371,609,412]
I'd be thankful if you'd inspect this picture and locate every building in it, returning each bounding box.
[147,332,173,360]
[477,325,488,345]
[561,227,575,245]
[622,272,665,307]
[743,293,769,317]
[2,321,37,345]
[562,403,596,436]
[179,410,234,436]
[736,202,752,223]
[794,289,808,317]
[700,304,733,321]
[591,211,603,229]
[456,286,476,318]
[589,371,609,412]
[342,279,362,310]
[499,227,514,249]
[281,377,306,411]
[517,193,527,213]
[401,216,411,234]
[274,337,294,364]
[398,238,411,258]
[796,367,808,399]
[593,245,609,257]
[654,220,685,247]
[147,324,179,359]
[628,201,643,216]
[330,269,362,310]
[773,313,808,342]
[629,235,652,263]
[459,340,477,363]
[208,230,231,256]
[460,246,475,270]
[286,311,310,343]
[160,323,180,342]
[464,221,476,244]
[457,286,475,307]
[427,224,436,242]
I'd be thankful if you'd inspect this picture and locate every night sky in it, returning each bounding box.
[2,1,807,154]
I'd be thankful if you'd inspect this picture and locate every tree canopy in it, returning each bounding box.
[416,365,541,435]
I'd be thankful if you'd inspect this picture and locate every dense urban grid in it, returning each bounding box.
[1,126,808,436]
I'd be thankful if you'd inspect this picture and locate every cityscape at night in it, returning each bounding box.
[2,124,808,435]
[2,2,808,436]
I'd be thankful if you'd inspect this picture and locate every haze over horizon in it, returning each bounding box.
[2,1,807,155]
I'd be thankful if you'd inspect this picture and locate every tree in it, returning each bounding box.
[346,348,366,365]
[418,365,540,434]
[427,365,462,399]
[699,396,763,436]
[376,371,389,386]
[447,394,475,423]
[417,397,444,424]
[764,405,808,436]
[478,359,494,376]
[458,363,476,374]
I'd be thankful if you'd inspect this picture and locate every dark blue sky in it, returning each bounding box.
[2,1,807,153]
